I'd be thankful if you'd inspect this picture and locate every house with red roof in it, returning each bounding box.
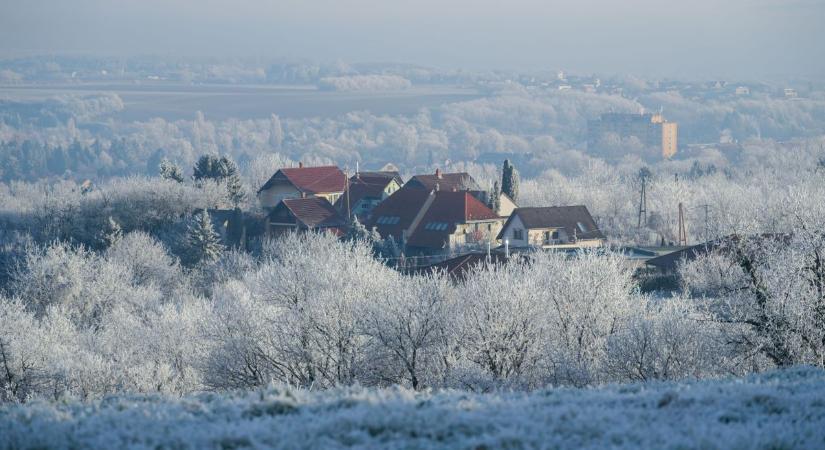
[367,187,504,260]
[257,163,347,209]
[266,197,349,237]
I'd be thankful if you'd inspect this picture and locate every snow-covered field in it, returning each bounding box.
[2,367,825,450]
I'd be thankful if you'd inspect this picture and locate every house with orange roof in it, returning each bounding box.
[257,163,347,208]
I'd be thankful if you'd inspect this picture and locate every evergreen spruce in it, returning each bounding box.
[193,155,236,182]
[159,159,185,183]
[186,210,224,265]
[192,154,245,206]
[501,159,520,202]
[225,169,246,208]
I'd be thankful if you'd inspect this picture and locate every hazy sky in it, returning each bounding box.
[1,0,824,79]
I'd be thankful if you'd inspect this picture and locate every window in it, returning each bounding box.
[513,229,524,240]
[552,230,559,239]
[424,222,449,231]
[377,216,400,225]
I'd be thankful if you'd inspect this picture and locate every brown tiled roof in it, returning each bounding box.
[355,171,404,186]
[496,206,606,240]
[412,252,511,281]
[366,188,431,241]
[334,175,394,213]
[406,191,500,249]
[259,166,346,194]
[271,197,348,229]
[406,172,480,192]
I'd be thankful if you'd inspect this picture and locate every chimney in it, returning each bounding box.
[298,161,304,168]
[435,168,442,179]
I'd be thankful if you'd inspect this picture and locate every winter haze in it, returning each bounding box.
[2,0,824,78]
[2,1,825,449]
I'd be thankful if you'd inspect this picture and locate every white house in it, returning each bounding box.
[497,206,606,249]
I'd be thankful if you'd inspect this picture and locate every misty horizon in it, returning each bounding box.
[1,0,824,80]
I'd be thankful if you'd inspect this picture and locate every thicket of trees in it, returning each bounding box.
[3,222,823,403]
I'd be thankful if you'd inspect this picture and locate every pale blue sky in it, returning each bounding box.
[1,0,823,78]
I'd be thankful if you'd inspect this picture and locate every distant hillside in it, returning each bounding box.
[2,367,824,450]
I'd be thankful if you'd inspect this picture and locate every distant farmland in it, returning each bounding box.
[0,83,482,121]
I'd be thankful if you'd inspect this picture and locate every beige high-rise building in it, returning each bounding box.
[588,112,679,160]
[662,122,678,159]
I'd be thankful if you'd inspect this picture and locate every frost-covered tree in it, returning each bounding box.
[185,210,224,266]
[458,259,547,388]
[159,158,184,183]
[361,274,455,389]
[488,180,501,213]
[99,216,123,248]
[0,298,49,402]
[269,114,284,150]
[206,232,393,389]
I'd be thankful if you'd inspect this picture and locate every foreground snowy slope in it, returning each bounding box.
[2,367,824,450]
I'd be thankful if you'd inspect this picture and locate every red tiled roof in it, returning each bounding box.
[272,197,348,229]
[406,191,500,249]
[259,166,346,194]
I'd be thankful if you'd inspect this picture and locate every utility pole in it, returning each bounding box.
[344,169,351,224]
[637,175,647,228]
[677,202,687,246]
[702,204,710,243]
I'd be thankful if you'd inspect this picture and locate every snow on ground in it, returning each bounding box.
[2,367,825,450]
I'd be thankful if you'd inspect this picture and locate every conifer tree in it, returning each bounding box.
[501,159,520,203]
[225,169,246,208]
[186,210,224,265]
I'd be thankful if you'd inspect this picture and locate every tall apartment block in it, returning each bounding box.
[588,112,678,159]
